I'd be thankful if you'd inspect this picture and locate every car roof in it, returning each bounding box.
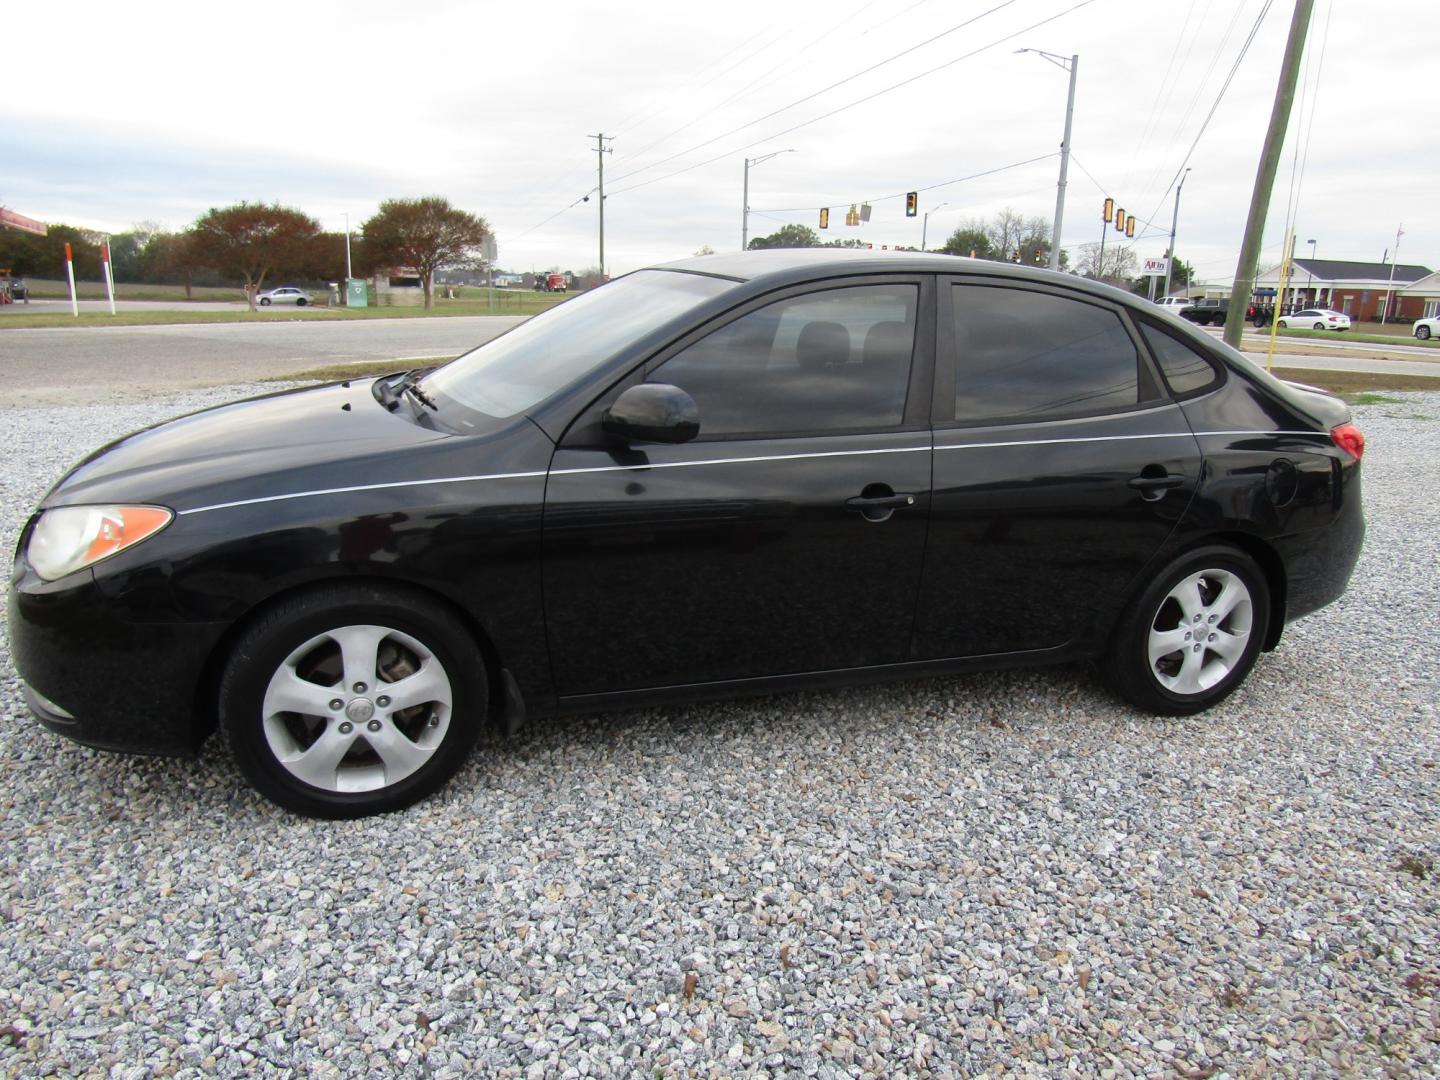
[651,248,1143,307]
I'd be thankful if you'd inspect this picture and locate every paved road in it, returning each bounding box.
[0,316,526,404]
[0,299,246,315]
[2,311,1437,406]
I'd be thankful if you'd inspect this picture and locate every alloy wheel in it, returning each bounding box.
[1146,569,1254,695]
[261,623,453,793]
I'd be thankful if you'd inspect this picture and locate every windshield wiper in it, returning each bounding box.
[374,369,438,413]
[399,371,438,411]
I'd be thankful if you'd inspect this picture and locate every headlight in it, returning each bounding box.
[27,505,173,581]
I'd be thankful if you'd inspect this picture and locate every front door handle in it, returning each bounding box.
[846,486,916,523]
[1127,467,1185,502]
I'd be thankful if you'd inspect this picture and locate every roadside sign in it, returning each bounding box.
[0,209,47,236]
[1142,257,1169,276]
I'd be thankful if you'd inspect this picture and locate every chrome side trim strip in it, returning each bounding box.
[179,471,548,516]
[180,429,1327,516]
[548,444,931,477]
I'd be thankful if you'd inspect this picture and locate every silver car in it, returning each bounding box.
[256,286,311,307]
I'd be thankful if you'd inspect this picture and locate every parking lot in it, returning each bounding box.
[1,383,1436,1078]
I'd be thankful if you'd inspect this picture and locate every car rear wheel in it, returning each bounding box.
[1104,545,1270,716]
[1419,326,1432,340]
[296,297,307,306]
[220,584,486,817]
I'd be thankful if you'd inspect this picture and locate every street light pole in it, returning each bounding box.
[921,202,949,252]
[343,211,352,281]
[1162,168,1191,299]
[1306,238,1316,304]
[1017,49,1078,272]
[742,150,795,251]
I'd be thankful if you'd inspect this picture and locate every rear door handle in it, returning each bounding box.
[1127,469,1185,501]
[845,490,916,523]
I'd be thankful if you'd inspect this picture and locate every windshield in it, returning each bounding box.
[423,270,737,419]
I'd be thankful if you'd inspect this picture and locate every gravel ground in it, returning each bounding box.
[1,385,1437,1079]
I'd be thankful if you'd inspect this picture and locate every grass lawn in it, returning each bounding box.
[21,279,245,302]
[270,359,1438,409]
[1275,326,1439,348]
[0,293,570,329]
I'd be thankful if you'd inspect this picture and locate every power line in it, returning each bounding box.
[608,0,1097,198]
[605,0,1023,187]
[1126,0,1274,251]
[752,152,1059,213]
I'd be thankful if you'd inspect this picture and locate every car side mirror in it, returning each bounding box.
[601,383,699,444]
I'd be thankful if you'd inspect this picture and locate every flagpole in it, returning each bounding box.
[1380,223,1403,324]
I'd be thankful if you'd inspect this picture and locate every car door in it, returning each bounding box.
[911,276,1201,660]
[542,276,936,697]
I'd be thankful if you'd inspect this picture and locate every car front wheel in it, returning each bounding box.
[259,298,271,306]
[1314,322,1326,330]
[220,584,487,817]
[1104,546,1270,715]
[1419,326,1432,340]
[1278,319,1289,329]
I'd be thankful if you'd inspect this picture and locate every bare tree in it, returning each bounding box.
[1076,242,1137,285]
[362,197,490,309]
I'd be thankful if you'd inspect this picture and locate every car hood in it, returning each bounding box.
[44,381,466,512]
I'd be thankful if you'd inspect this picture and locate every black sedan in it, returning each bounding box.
[8,251,1365,817]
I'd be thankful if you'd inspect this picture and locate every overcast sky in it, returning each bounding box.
[3,1,1431,285]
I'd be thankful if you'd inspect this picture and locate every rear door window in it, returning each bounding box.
[949,285,1143,423]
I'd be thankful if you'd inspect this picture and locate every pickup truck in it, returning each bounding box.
[1181,298,1274,328]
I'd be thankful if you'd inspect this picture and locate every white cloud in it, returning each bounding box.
[5,0,1431,280]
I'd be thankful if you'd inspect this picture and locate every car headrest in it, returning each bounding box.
[863,321,911,369]
[795,321,850,369]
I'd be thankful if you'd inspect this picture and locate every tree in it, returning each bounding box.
[940,223,993,259]
[148,232,208,298]
[361,196,490,309]
[1076,242,1136,285]
[189,202,321,310]
[747,224,820,250]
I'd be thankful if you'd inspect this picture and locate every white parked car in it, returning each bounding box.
[256,286,311,307]
[1277,308,1350,331]
[1154,296,1192,312]
[1413,316,1439,341]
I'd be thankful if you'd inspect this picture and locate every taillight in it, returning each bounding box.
[1331,423,1365,460]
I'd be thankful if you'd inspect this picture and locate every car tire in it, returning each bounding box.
[1313,322,1325,331]
[296,298,307,307]
[259,298,271,306]
[1278,319,1288,329]
[1103,545,1270,716]
[1419,326,1432,340]
[219,583,487,817]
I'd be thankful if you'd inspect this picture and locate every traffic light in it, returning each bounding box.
[819,207,830,229]
[845,204,860,226]
[1033,248,1044,264]
[1103,197,1114,223]
[1114,208,1125,232]
[1125,214,1135,238]
[905,192,918,217]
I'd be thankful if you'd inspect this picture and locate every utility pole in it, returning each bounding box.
[1017,49,1078,272]
[1380,223,1403,324]
[588,134,613,280]
[1162,168,1191,299]
[343,211,353,281]
[1224,0,1313,349]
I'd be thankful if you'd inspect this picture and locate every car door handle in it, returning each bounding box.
[1127,469,1185,502]
[846,493,916,510]
[845,490,916,523]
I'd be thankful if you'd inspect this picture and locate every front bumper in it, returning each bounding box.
[8,563,226,757]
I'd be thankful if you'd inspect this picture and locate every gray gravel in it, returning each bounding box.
[1,385,1437,1079]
